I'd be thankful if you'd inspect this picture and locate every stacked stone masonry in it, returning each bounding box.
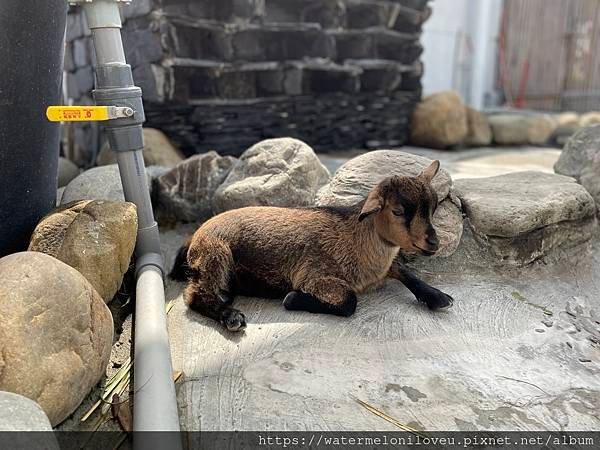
[64,0,431,159]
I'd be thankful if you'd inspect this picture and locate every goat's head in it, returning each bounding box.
[358,161,441,256]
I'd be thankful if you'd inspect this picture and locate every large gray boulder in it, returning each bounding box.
[61,164,152,204]
[156,152,237,222]
[316,150,453,204]
[214,138,330,212]
[554,124,600,211]
[454,171,597,265]
[315,150,462,257]
[410,91,468,149]
[0,252,113,426]
[28,200,138,303]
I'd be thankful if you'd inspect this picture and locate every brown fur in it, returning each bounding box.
[173,161,454,331]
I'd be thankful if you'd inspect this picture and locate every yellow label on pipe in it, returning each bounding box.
[46,106,110,122]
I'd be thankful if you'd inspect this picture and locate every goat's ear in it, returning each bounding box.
[359,186,384,222]
[418,160,440,183]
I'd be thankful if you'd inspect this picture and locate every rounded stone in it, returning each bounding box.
[316,150,453,206]
[0,252,113,426]
[0,391,53,431]
[28,200,138,303]
[96,128,184,167]
[61,164,152,204]
[464,107,492,147]
[155,152,237,222]
[410,91,468,149]
[554,124,600,211]
[214,138,330,212]
[58,157,80,188]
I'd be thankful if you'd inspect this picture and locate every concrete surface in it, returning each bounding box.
[319,146,561,179]
[162,226,600,432]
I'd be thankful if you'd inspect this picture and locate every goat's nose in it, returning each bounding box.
[427,234,439,248]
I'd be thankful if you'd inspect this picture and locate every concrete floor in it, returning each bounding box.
[161,145,598,432]
[162,230,600,432]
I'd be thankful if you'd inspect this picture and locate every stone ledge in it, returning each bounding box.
[448,171,598,266]
[454,172,596,237]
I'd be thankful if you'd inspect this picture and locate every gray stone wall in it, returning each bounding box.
[64,0,431,160]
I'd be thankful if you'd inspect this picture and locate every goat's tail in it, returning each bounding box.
[169,240,191,281]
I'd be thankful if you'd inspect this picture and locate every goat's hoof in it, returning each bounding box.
[420,289,454,310]
[283,291,306,311]
[222,310,247,332]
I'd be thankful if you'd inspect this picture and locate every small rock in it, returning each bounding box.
[28,200,138,303]
[535,328,545,333]
[556,112,580,127]
[214,138,330,212]
[464,107,492,146]
[410,91,468,149]
[579,112,600,128]
[527,115,558,145]
[542,318,554,328]
[0,252,113,426]
[155,152,237,222]
[489,114,529,145]
[58,157,80,188]
[551,112,580,146]
[96,128,184,167]
[61,164,152,204]
[489,114,557,145]
[554,124,600,212]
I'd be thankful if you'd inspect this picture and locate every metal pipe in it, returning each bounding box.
[79,1,182,446]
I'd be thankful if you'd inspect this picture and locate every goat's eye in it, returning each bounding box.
[392,210,404,217]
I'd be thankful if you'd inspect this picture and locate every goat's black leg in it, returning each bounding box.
[184,236,246,331]
[284,276,357,317]
[185,282,246,331]
[388,262,453,310]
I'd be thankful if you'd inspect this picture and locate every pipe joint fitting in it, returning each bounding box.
[93,63,145,152]
[136,252,164,277]
[135,222,164,275]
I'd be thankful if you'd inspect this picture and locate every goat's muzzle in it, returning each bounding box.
[418,231,439,256]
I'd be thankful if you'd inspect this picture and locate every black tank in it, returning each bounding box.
[0,0,67,255]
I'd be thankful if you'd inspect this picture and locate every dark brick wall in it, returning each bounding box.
[64,0,431,160]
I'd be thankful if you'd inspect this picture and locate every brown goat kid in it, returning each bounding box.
[170,160,454,331]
